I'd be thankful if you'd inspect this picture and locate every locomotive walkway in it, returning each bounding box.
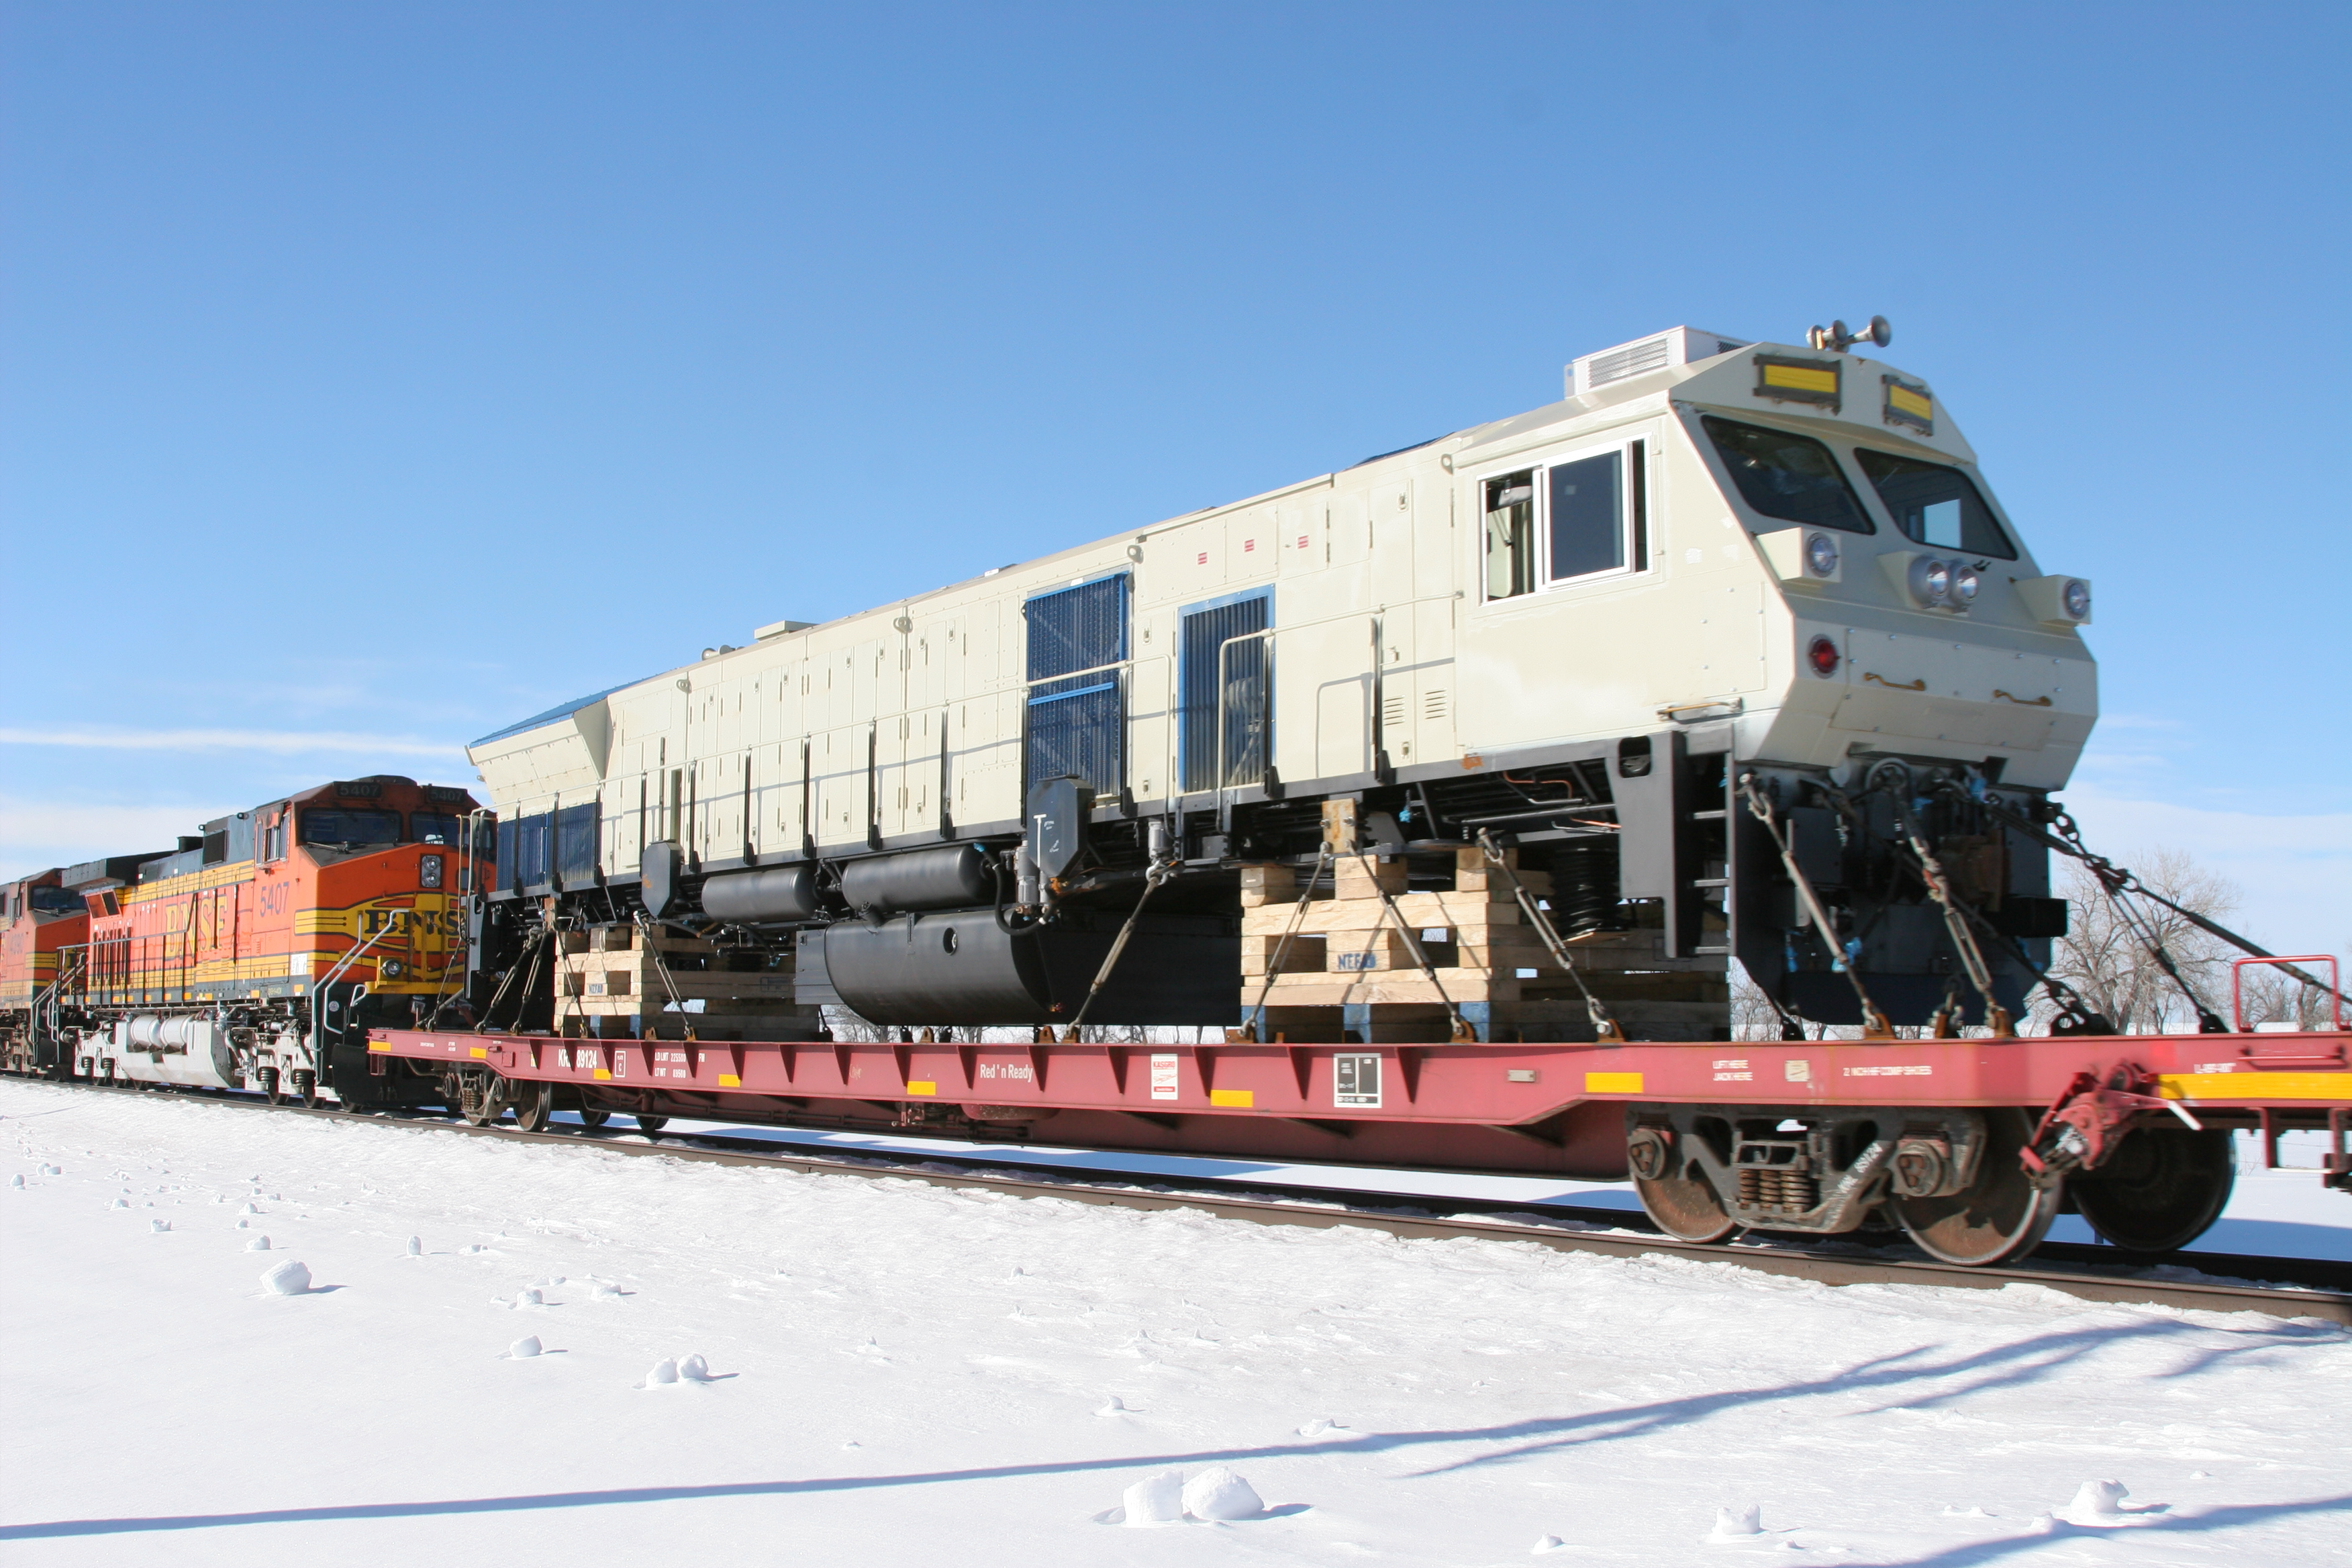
[68,1081,2352,1326]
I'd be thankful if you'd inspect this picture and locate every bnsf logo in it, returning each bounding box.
[359,908,464,937]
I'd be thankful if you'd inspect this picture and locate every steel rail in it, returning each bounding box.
[18,1079,2351,1326]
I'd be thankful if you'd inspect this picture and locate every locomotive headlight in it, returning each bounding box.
[2062,578,2091,620]
[1950,565,1981,607]
[420,854,444,889]
[380,959,405,979]
[1804,531,1840,579]
[1907,556,1953,607]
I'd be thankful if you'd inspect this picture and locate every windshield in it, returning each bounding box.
[1854,450,2016,559]
[29,885,81,915]
[301,808,402,848]
[1702,416,1874,533]
[411,812,460,845]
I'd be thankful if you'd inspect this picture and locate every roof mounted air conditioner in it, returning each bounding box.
[1569,326,1748,397]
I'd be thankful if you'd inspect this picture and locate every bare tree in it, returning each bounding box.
[2034,846,2243,1034]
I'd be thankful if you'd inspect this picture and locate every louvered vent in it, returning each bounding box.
[1424,688,1449,721]
[1585,336,1673,389]
[1570,326,1748,397]
[1382,695,1407,729]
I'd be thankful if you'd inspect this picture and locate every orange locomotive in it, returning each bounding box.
[48,776,491,1106]
[0,867,109,1075]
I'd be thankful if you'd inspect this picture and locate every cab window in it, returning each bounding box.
[1853,450,2016,559]
[301,808,402,848]
[30,886,81,914]
[1702,416,1873,533]
[411,812,461,846]
[1485,443,1647,600]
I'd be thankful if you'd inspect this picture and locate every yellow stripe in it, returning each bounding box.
[1208,1088,1254,1108]
[905,1080,937,1096]
[593,1068,611,1080]
[1763,363,1838,395]
[717,1073,742,1089]
[1888,384,1932,420]
[2159,1071,2352,1101]
[368,1039,390,1052]
[469,1046,487,1059]
[1584,1071,1645,1094]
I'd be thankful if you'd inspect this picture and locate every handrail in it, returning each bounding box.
[308,914,398,1048]
[1208,591,1462,827]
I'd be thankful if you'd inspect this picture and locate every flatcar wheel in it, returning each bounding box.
[634,1114,669,1136]
[511,1083,555,1134]
[1629,1127,1736,1243]
[2072,1126,2235,1255]
[1890,1108,2060,1267]
[577,1108,611,1130]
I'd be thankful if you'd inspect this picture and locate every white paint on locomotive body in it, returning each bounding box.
[470,331,2096,872]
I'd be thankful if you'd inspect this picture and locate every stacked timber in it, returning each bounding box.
[1236,800,1726,1043]
[553,924,822,1042]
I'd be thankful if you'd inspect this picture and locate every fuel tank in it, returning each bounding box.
[803,908,1236,1026]
[838,844,997,918]
[701,865,824,925]
[110,1015,239,1089]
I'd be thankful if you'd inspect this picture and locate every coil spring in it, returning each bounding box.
[1736,1167,1820,1212]
[1549,843,1620,937]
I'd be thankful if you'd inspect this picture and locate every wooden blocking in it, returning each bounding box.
[1320,797,1359,854]
[1254,969,1519,1006]
[1240,932,1326,977]
[589,924,636,952]
[1237,863,1300,909]
[1334,857,1407,900]
[556,930,591,954]
[1325,929,1419,973]
[562,968,633,999]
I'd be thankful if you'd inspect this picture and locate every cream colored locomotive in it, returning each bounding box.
[469,320,2096,1041]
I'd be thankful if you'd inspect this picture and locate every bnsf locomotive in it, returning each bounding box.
[10,320,2346,1268]
[1,777,485,1104]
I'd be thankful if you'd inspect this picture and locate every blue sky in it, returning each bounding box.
[3,2,2345,954]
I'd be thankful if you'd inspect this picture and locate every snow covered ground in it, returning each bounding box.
[646,1120,2352,1263]
[5,1079,2349,1567]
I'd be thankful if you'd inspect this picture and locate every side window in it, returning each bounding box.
[1853,450,2017,560]
[1702,415,1874,533]
[1485,443,1649,600]
[1484,471,1536,599]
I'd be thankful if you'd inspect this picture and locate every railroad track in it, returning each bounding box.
[19,1079,2352,1326]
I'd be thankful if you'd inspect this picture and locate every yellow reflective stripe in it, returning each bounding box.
[592,1068,611,1080]
[1208,1088,1253,1108]
[1888,383,1932,420]
[2159,1071,2352,1101]
[1763,363,1837,395]
[717,1073,742,1089]
[905,1080,937,1095]
[1584,1071,1645,1094]
[469,1046,487,1059]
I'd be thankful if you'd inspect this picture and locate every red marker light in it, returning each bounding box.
[1807,636,1841,678]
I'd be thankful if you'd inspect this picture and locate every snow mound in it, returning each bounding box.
[260,1259,312,1295]
[505,1287,543,1310]
[236,1218,248,1229]
[242,1202,260,1214]
[109,1197,127,1209]
[1095,1395,1135,1416]
[641,1358,679,1388]
[10,1174,22,1189]
[1708,1505,1763,1540]
[1183,1467,1264,1521]
[247,1236,271,1251]
[678,1354,711,1381]
[2066,1480,2128,1518]
[150,1219,171,1232]
[1121,1471,1185,1526]
[405,1236,422,1257]
[1297,1417,1349,1438]
[1532,1535,1567,1554]
[42,1164,58,1175]
[509,1336,543,1359]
